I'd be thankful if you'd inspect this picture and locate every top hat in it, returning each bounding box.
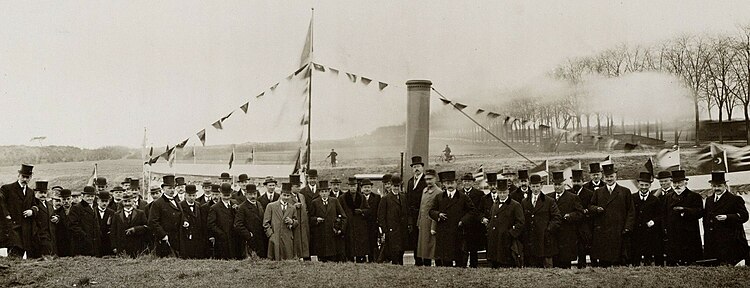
[289,175,301,186]
[83,186,97,195]
[246,184,258,193]
[121,177,132,185]
[110,186,125,192]
[185,184,198,194]
[410,156,424,167]
[425,169,437,177]
[497,179,509,191]
[307,169,318,178]
[348,177,358,186]
[220,183,233,196]
[637,172,653,183]
[263,177,278,185]
[175,177,186,186]
[59,189,72,198]
[461,173,475,182]
[97,191,111,200]
[219,172,231,180]
[318,180,330,191]
[500,167,516,176]
[601,164,616,176]
[281,183,292,193]
[671,170,688,182]
[709,171,727,184]
[391,175,402,185]
[162,175,176,187]
[330,177,342,184]
[485,172,498,185]
[552,171,565,184]
[129,179,140,189]
[382,174,392,183]
[517,170,529,180]
[571,169,584,181]
[589,163,602,173]
[18,164,34,176]
[238,174,249,182]
[529,174,543,184]
[438,171,456,182]
[211,184,220,193]
[34,181,48,192]
[655,171,672,180]
[95,177,107,186]
[360,179,373,186]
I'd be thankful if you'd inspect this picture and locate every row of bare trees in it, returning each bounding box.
[502,25,750,145]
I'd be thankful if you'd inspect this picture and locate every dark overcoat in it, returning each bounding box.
[552,191,583,261]
[378,192,408,254]
[663,188,703,263]
[429,190,476,262]
[588,184,635,262]
[486,198,524,266]
[111,208,149,258]
[521,193,561,258]
[148,195,184,256]
[339,191,371,258]
[703,192,748,264]
[234,200,267,258]
[0,182,35,251]
[68,201,102,256]
[462,187,486,251]
[631,192,663,257]
[179,201,207,259]
[208,200,243,260]
[309,197,347,257]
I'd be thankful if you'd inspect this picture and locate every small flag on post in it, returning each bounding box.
[644,157,655,176]
[601,155,612,165]
[86,164,98,186]
[197,129,206,146]
[229,147,235,169]
[530,160,549,177]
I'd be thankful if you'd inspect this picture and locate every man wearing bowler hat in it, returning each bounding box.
[121,177,132,191]
[235,183,267,258]
[587,163,634,267]
[662,170,703,266]
[219,172,232,184]
[378,175,409,265]
[208,183,243,260]
[521,174,561,268]
[148,175,187,257]
[583,163,604,193]
[461,172,485,268]
[1,164,36,258]
[703,171,748,265]
[630,172,663,266]
[416,169,440,266]
[300,170,319,209]
[69,186,102,256]
[95,177,108,193]
[570,169,594,268]
[430,171,476,267]
[364,175,383,263]
[652,171,674,198]
[485,178,525,268]
[407,156,427,263]
[111,192,149,258]
[510,169,530,204]
[551,171,584,269]
[260,177,279,210]
[288,174,312,261]
[233,174,250,204]
[179,184,207,259]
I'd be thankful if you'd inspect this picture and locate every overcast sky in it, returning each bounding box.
[2,0,749,148]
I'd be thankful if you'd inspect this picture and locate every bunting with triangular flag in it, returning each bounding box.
[256,92,265,98]
[361,77,372,85]
[329,67,339,75]
[294,63,309,76]
[313,63,326,72]
[197,129,206,146]
[487,112,500,118]
[439,98,452,105]
[212,120,223,130]
[240,102,249,113]
[176,139,189,149]
[221,111,233,122]
[453,103,467,110]
[270,83,279,90]
[346,73,357,82]
[378,82,388,90]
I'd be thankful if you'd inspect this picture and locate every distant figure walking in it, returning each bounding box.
[327,149,338,167]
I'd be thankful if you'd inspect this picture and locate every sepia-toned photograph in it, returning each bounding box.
[1,1,750,287]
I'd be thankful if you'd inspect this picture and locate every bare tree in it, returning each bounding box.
[704,36,738,144]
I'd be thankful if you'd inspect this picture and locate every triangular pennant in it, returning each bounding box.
[240,102,249,113]
[329,68,339,75]
[453,103,467,110]
[476,109,485,114]
[294,63,309,76]
[300,114,309,126]
[256,92,265,98]
[147,155,160,165]
[346,73,357,82]
[302,67,311,79]
[313,63,326,72]
[378,82,388,90]
[361,77,372,85]
[439,98,452,105]
[487,112,500,118]
[270,83,279,90]
[176,139,189,149]
[197,129,206,146]
[221,111,234,122]
[286,74,293,80]
[212,120,223,130]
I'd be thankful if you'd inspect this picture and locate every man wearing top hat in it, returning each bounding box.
[330,177,344,199]
[500,168,518,194]
[233,174,250,204]
[30,180,54,258]
[263,182,300,261]
[339,177,371,263]
[480,172,499,218]
[129,179,148,212]
[587,164,634,267]
[630,172,664,266]
[121,177,132,191]
[148,175,187,257]
[415,169,440,266]
[52,188,74,257]
[570,169,594,268]
[95,190,116,257]
[407,156,427,255]
[111,191,149,258]
[175,177,187,202]
[381,173,393,195]
[652,171,674,198]
[550,171,584,269]
[460,172,485,268]
[309,180,347,262]
[485,178,525,268]
[234,183,267,258]
[179,184,207,259]
[208,183,243,260]
[430,171,477,267]
[107,186,125,212]
[364,175,383,263]
[509,169,530,204]
[300,169,320,208]
[260,177,280,211]
[583,163,604,193]
[1,164,36,258]
[662,169,703,266]
[69,186,102,256]
[521,174,561,268]
[288,175,312,261]
[378,175,409,265]
[703,171,749,265]
[201,184,221,258]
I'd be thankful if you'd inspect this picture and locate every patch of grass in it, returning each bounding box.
[0,257,748,288]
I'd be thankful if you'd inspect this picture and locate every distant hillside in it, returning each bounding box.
[0,145,136,166]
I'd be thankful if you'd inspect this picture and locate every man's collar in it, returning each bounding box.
[606,183,616,189]
[18,180,26,187]
[124,207,133,212]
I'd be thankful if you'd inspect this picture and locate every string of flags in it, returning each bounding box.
[311,62,390,91]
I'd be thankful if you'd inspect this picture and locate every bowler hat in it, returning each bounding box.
[601,164,616,176]
[517,170,529,180]
[425,169,437,177]
[571,169,584,181]
[18,164,34,176]
[51,185,63,191]
[238,174,249,182]
[552,171,565,184]
[219,172,231,180]
[175,177,186,186]
[162,175,176,187]
[34,181,48,192]
[59,189,72,198]
[121,177,132,185]
[202,180,212,187]
[461,173,475,182]
[95,177,107,186]
[263,177,278,185]
[348,177,357,186]
[496,179,509,191]
[307,169,318,178]
[83,186,97,195]
[110,186,125,192]
[121,193,134,200]
[655,171,672,180]
[331,177,342,184]
[246,184,258,193]
[382,174,392,183]
[318,180,329,191]
[709,171,727,184]
[289,175,301,186]
[671,170,688,182]
[529,174,542,184]
[211,184,220,193]
[149,186,162,194]
[220,183,233,196]
[485,172,498,185]
[360,179,373,186]
[391,175,402,186]
[129,179,140,189]
[438,171,456,182]
[185,184,197,194]
[637,172,653,183]
[500,168,516,176]
[410,156,424,167]
[589,163,602,173]
[97,191,111,200]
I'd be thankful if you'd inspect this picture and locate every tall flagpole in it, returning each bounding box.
[306,7,314,172]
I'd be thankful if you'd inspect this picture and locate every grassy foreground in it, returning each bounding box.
[1,257,748,288]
